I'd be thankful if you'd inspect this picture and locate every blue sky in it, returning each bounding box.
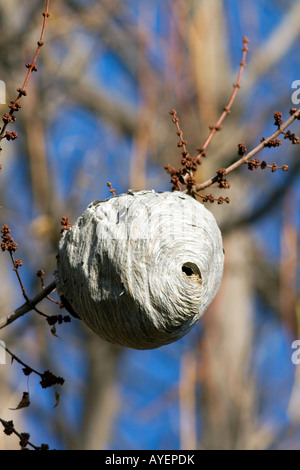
[1,0,300,450]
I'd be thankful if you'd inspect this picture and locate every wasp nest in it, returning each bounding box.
[56,190,224,349]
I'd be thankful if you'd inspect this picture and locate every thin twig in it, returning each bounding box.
[193,108,300,193]
[165,37,249,194]
[9,252,29,302]
[196,36,249,161]
[0,0,51,147]
[0,418,42,450]
[0,338,65,388]
[37,269,62,306]
[0,280,56,330]
[2,344,43,378]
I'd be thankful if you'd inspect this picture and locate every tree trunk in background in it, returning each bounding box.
[200,230,256,449]
[80,336,121,450]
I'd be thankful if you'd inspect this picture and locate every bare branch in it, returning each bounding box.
[193,108,300,193]
[0,0,51,150]
[195,37,249,161]
[0,280,56,330]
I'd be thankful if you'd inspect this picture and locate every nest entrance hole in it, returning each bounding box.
[182,262,201,279]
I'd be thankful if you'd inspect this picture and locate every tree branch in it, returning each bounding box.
[195,36,249,161]
[193,108,300,193]
[0,0,51,148]
[0,280,57,330]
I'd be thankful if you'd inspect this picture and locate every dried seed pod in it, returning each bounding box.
[56,190,224,349]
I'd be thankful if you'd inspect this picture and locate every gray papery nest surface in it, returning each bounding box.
[56,190,224,349]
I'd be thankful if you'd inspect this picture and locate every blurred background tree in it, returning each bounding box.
[0,0,300,450]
